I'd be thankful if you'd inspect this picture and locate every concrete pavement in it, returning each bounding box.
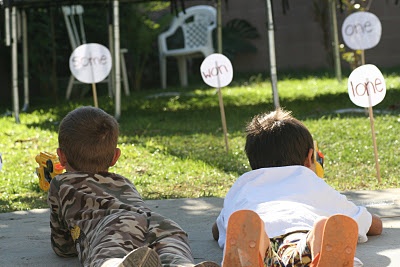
[0,189,399,266]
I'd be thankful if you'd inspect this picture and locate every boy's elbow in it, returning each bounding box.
[52,244,77,258]
[212,222,219,241]
[367,214,383,236]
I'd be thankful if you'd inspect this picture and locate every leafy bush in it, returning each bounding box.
[219,18,260,60]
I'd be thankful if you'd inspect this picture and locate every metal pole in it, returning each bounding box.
[265,0,279,108]
[22,9,29,111]
[329,0,342,82]
[217,0,222,53]
[108,15,114,98]
[11,7,20,123]
[5,7,10,46]
[107,3,114,98]
[113,0,121,120]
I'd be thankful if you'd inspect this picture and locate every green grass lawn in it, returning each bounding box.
[1,71,400,213]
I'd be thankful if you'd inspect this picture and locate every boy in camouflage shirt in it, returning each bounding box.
[48,106,219,267]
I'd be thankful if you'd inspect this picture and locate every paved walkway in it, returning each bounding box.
[1,189,400,266]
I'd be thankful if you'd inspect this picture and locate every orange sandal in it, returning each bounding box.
[311,214,358,267]
[222,210,269,267]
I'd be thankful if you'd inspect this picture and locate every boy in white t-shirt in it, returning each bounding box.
[212,108,382,267]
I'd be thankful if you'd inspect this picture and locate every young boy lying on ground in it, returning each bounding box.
[212,108,382,267]
[48,106,219,267]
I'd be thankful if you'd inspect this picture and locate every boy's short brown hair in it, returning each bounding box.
[58,106,119,173]
[245,108,314,170]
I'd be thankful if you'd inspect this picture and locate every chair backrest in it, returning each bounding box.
[166,5,216,53]
[62,5,86,50]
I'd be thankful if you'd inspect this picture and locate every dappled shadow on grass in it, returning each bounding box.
[120,87,400,135]
[115,87,400,176]
[284,90,400,120]
[5,71,400,212]
[21,85,400,180]
[16,85,400,202]
[20,96,118,133]
[23,82,400,134]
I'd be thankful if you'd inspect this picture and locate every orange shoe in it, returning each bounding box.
[222,210,269,267]
[311,214,358,267]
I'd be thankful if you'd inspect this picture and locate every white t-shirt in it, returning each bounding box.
[216,166,372,249]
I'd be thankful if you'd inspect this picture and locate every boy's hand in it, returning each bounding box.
[367,214,383,236]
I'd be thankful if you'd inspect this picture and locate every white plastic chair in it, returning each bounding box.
[158,5,216,89]
[62,5,130,99]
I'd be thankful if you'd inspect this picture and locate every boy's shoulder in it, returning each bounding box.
[51,171,142,200]
[53,171,133,187]
[228,165,324,196]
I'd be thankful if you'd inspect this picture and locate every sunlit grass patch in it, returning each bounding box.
[1,72,400,212]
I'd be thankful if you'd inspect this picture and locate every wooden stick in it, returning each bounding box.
[215,60,229,152]
[217,88,229,152]
[366,77,381,183]
[368,105,381,183]
[92,83,98,108]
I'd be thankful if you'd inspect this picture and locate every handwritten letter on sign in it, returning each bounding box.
[200,53,233,88]
[69,43,112,84]
[342,11,382,51]
[348,64,386,108]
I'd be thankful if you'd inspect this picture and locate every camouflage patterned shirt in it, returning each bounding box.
[48,172,192,266]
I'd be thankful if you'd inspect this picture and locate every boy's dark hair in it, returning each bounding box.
[245,108,314,170]
[58,106,119,173]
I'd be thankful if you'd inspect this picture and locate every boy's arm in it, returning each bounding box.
[116,177,148,207]
[212,221,219,241]
[367,213,383,236]
[48,182,77,257]
[49,208,77,257]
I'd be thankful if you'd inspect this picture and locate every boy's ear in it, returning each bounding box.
[57,148,67,167]
[304,148,314,168]
[110,148,121,167]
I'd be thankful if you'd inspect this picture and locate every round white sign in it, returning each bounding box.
[342,11,382,50]
[69,43,112,84]
[200,53,233,88]
[348,64,386,108]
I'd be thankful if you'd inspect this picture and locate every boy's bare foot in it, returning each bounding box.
[222,210,269,267]
[311,214,358,267]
